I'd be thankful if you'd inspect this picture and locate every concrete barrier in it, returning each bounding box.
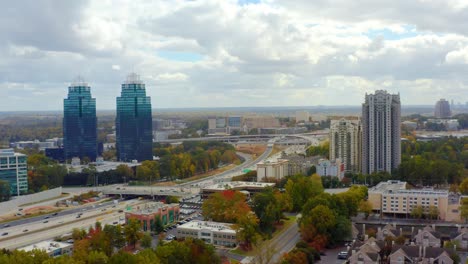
[0,187,63,213]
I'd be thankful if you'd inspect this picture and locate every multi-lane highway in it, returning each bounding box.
[0,199,144,250]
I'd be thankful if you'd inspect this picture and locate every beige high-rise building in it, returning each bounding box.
[295,111,310,123]
[329,118,362,173]
[243,115,280,129]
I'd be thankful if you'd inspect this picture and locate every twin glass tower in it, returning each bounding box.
[63,73,152,162]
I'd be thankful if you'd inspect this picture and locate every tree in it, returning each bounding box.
[285,174,323,212]
[202,190,251,223]
[234,213,260,251]
[87,251,108,264]
[459,178,468,195]
[252,187,283,235]
[460,198,468,223]
[72,228,87,241]
[428,205,439,220]
[0,180,10,202]
[154,216,164,234]
[103,224,125,251]
[358,200,373,219]
[136,161,160,182]
[124,219,143,249]
[165,195,179,204]
[410,205,424,219]
[141,232,152,248]
[116,164,133,183]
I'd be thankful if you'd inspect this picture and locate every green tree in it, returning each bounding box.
[72,228,87,241]
[459,178,468,195]
[87,251,108,264]
[116,164,133,183]
[141,232,152,248]
[428,205,439,220]
[0,180,10,202]
[234,213,260,251]
[411,205,424,219]
[358,200,373,219]
[154,216,164,233]
[285,174,323,212]
[252,187,283,235]
[460,198,468,223]
[124,219,143,249]
[103,224,125,250]
[165,195,179,204]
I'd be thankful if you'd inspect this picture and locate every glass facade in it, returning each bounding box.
[116,73,153,162]
[63,81,97,161]
[0,149,28,195]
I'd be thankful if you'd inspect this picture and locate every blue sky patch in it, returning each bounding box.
[364,26,419,40]
[238,0,260,5]
[158,51,204,62]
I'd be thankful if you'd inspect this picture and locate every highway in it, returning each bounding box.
[0,199,143,250]
[1,200,115,229]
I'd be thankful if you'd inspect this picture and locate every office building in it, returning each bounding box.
[176,220,237,247]
[208,117,229,135]
[63,79,97,161]
[256,159,289,182]
[116,73,153,162]
[368,180,460,221]
[19,241,73,258]
[361,90,401,175]
[0,149,28,196]
[125,202,179,231]
[243,115,280,130]
[316,158,345,179]
[434,99,452,118]
[329,118,362,173]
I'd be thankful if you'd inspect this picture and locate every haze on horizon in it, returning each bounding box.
[1,0,468,111]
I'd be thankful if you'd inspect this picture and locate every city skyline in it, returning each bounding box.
[1,1,468,111]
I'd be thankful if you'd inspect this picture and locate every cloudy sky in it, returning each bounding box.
[1,0,468,111]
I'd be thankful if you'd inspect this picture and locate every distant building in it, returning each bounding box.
[258,127,307,134]
[18,241,73,258]
[434,99,452,118]
[281,153,317,176]
[367,180,460,221]
[256,159,289,182]
[401,121,418,130]
[361,90,401,175]
[227,116,242,133]
[0,149,28,195]
[45,147,65,162]
[116,73,153,162]
[125,202,180,231]
[201,181,275,199]
[295,111,310,123]
[153,130,181,142]
[176,220,237,247]
[316,158,345,179]
[426,119,459,131]
[329,118,361,173]
[243,115,280,130]
[152,119,171,130]
[63,78,97,161]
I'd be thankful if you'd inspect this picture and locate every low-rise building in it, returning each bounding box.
[414,225,442,247]
[368,180,458,221]
[316,158,345,179]
[280,153,317,176]
[256,159,289,182]
[176,220,237,247]
[388,245,453,264]
[451,226,468,250]
[201,181,275,199]
[125,202,180,231]
[18,241,73,258]
[347,237,384,264]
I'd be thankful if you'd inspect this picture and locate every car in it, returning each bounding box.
[163,229,168,232]
[66,239,74,244]
[18,208,23,211]
[3,224,10,228]
[43,220,48,223]
[76,215,81,219]
[337,251,348,259]
[22,229,28,232]
[1,232,8,236]
[319,251,326,256]
[52,212,58,216]
[101,208,107,212]
[118,210,124,213]
[44,216,49,219]
[58,221,64,224]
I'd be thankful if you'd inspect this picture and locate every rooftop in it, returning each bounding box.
[0,148,26,157]
[370,180,448,196]
[202,181,275,191]
[369,180,407,194]
[126,202,179,215]
[18,241,72,253]
[178,220,236,234]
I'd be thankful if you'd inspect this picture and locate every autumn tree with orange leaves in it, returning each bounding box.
[202,190,251,223]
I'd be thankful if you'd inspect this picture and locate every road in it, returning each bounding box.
[1,200,116,229]
[317,246,347,264]
[269,221,301,263]
[0,199,143,250]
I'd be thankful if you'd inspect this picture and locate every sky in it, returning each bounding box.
[1,0,468,111]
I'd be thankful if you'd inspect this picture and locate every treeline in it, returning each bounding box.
[305,142,329,158]
[0,220,220,264]
[155,141,240,180]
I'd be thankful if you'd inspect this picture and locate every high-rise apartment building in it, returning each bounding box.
[434,99,451,118]
[0,149,28,195]
[116,73,153,162]
[329,118,361,172]
[63,78,97,161]
[361,90,401,175]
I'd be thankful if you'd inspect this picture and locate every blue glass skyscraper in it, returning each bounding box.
[63,78,97,161]
[116,73,153,162]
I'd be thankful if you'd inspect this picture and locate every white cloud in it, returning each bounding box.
[0,0,467,110]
